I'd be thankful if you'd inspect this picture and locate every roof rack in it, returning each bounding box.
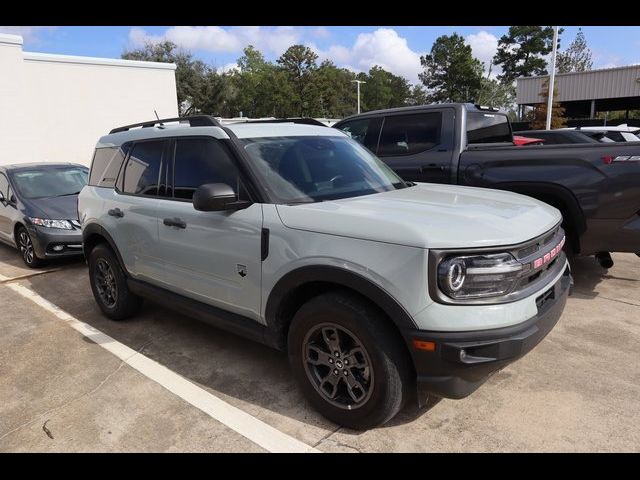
[109,115,222,134]
[225,118,328,127]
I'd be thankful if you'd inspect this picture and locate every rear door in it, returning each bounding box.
[156,136,263,321]
[103,139,168,283]
[376,110,455,184]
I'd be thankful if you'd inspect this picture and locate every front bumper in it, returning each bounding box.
[403,265,571,406]
[27,225,84,259]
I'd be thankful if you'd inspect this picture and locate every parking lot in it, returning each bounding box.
[0,243,638,453]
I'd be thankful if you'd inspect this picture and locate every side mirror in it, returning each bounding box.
[193,183,251,212]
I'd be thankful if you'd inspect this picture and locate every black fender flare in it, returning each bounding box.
[82,223,129,274]
[264,265,418,342]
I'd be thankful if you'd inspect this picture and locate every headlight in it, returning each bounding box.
[29,218,73,230]
[437,252,523,300]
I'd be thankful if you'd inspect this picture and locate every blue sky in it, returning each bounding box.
[2,26,639,84]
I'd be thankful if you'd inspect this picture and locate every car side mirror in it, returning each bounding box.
[193,183,251,212]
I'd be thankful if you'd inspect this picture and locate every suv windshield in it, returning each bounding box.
[11,166,88,199]
[241,135,407,203]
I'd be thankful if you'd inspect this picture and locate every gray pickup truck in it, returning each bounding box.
[335,104,640,267]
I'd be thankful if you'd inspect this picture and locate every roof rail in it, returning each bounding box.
[109,115,222,134]
[225,118,328,127]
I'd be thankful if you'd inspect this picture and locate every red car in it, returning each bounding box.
[514,135,544,146]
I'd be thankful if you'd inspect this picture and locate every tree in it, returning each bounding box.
[419,33,484,103]
[122,41,211,115]
[314,60,357,117]
[357,66,412,112]
[277,45,319,116]
[476,78,516,112]
[557,29,593,74]
[406,85,429,106]
[530,79,567,129]
[493,26,562,84]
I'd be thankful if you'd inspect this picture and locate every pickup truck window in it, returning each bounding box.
[466,112,512,144]
[378,113,442,156]
[336,117,382,152]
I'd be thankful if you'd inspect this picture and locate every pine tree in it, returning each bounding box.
[530,79,566,129]
[557,29,593,74]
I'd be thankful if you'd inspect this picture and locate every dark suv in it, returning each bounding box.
[0,163,88,267]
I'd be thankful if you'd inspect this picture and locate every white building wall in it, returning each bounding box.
[0,33,178,166]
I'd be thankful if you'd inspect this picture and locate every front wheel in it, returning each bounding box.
[88,243,142,320]
[288,291,413,430]
[16,226,45,268]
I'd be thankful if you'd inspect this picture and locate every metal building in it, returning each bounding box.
[516,65,640,119]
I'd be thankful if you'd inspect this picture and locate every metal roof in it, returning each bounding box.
[516,64,640,104]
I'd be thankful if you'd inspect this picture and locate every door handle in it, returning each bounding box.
[163,217,187,229]
[108,208,124,218]
[420,164,445,173]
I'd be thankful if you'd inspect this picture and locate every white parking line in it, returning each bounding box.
[5,281,320,453]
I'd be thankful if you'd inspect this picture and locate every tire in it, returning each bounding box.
[16,225,45,268]
[88,243,142,320]
[288,291,413,430]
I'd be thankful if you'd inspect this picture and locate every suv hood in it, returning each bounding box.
[276,183,561,249]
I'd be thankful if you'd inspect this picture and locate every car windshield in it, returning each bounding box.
[11,166,89,199]
[240,135,408,203]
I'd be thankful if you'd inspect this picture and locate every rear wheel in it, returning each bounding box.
[16,226,45,268]
[288,291,412,430]
[88,243,141,320]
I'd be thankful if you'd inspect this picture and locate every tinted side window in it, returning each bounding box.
[0,173,8,198]
[89,147,126,188]
[173,138,246,201]
[122,141,165,196]
[336,118,382,152]
[378,113,442,156]
[466,112,512,143]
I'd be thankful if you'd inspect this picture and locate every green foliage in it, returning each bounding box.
[276,45,319,116]
[530,79,567,129]
[419,33,484,103]
[557,29,593,74]
[476,78,516,113]
[493,26,562,84]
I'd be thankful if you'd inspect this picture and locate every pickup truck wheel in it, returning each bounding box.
[88,243,141,321]
[288,291,412,429]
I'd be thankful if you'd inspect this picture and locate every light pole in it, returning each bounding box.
[352,80,366,114]
[545,26,559,130]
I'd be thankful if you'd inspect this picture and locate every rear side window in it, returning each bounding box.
[173,138,247,201]
[122,141,165,196]
[88,147,126,188]
[466,112,512,144]
[336,117,382,152]
[378,113,442,156]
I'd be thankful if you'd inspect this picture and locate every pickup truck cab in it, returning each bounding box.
[79,116,571,429]
[335,104,640,266]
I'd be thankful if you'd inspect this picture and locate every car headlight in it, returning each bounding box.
[29,218,74,230]
[437,252,523,300]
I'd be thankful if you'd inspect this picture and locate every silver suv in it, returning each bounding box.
[78,116,572,429]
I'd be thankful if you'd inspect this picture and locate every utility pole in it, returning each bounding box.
[352,80,366,114]
[546,26,559,130]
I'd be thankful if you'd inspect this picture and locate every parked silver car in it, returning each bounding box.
[78,116,571,429]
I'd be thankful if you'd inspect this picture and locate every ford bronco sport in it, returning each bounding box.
[78,116,571,429]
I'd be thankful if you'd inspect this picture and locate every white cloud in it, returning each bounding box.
[0,26,57,43]
[217,62,239,74]
[313,28,423,83]
[312,27,331,39]
[466,30,499,75]
[129,26,302,57]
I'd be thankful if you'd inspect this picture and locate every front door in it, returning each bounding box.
[376,110,455,184]
[0,173,14,243]
[157,137,263,321]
